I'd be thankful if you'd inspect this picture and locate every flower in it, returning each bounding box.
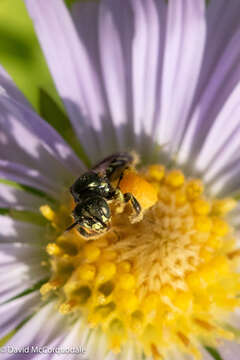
[1,0,240,359]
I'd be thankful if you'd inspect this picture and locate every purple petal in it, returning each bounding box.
[0,160,60,197]
[179,11,240,169]
[0,216,47,303]
[0,91,85,188]
[192,83,240,196]
[195,0,240,101]
[0,267,46,304]
[0,240,48,303]
[218,341,240,360]
[0,292,41,338]
[25,0,113,162]
[0,66,30,107]
[0,216,46,244]
[2,302,67,360]
[98,0,135,151]
[129,0,166,156]
[72,1,119,157]
[156,0,206,155]
[0,216,48,302]
[50,321,89,360]
[0,183,45,212]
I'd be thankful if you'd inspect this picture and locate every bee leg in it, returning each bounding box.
[78,227,97,238]
[123,193,141,215]
[116,170,126,189]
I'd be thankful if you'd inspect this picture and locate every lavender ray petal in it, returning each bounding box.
[218,341,240,360]
[0,239,48,303]
[0,66,30,107]
[98,0,135,152]
[0,216,46,244]
[139,0,166,158]
[2,302,68,360]
[50,321,90,360]
[25,0,112,162]
[0,183,46,212]
[194,83,240,175]
[71,1,119,158]
[193,0,240,105]
[0,160,61,198]
[208,161,240,198]
[0,292,41,338]
[155,0,206,156]
[179,28,240,168]
[0,93,85,186]
[128,0,166,157]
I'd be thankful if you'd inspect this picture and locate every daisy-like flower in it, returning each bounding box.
[1,0,240,359]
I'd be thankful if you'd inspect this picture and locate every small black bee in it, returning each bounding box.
[66,152,141,238]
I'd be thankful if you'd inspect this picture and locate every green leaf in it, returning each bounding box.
[205,346,223,360]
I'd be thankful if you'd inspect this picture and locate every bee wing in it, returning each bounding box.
[92,152,134,179]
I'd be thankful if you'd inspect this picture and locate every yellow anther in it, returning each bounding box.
[96,237,109,247]
[186,179,204,200]
[40,205,55,221]
[117,261,131,273]
[40,282,53,295]
[59,300,76,314]
[101,250,117,261]
[131,311,144,334]
[227,249,240,260]
[98,261,117,281]
[194,318,215,331]
[83,243,100,262]
[110,336,122,353]
[119,170,158,210]
[211,256,230,275]
[175,189,187,206]
[122,293,138,312]
[195,216,212,233]
[207,234,221,249]
[77,264,96,281]
[212,198,237,216]
[211,217,230,237]
[200,256,229,285]
[174,291,193,312]
[165,170,185,188]
[151,344,163,360]
[161,285,176,302]
[118,273,135,290]
[40,280,60,295]
[142,293,159,313]
[148,165,165,182]
[46,243,62,256]
[199,247,213,262]
[94,292,109,305]
[187,272,202,291]
[109,318,125,337]
[192,198,211,215]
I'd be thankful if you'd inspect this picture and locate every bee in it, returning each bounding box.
[66,152,141,238]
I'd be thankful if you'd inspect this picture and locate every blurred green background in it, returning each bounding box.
[0,0,87,161]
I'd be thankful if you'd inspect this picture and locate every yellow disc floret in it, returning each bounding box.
[40,163,239,360]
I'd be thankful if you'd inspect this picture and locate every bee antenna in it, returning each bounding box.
[65,221,78,232]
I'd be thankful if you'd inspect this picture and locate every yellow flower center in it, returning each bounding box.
[40,164,240,359]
